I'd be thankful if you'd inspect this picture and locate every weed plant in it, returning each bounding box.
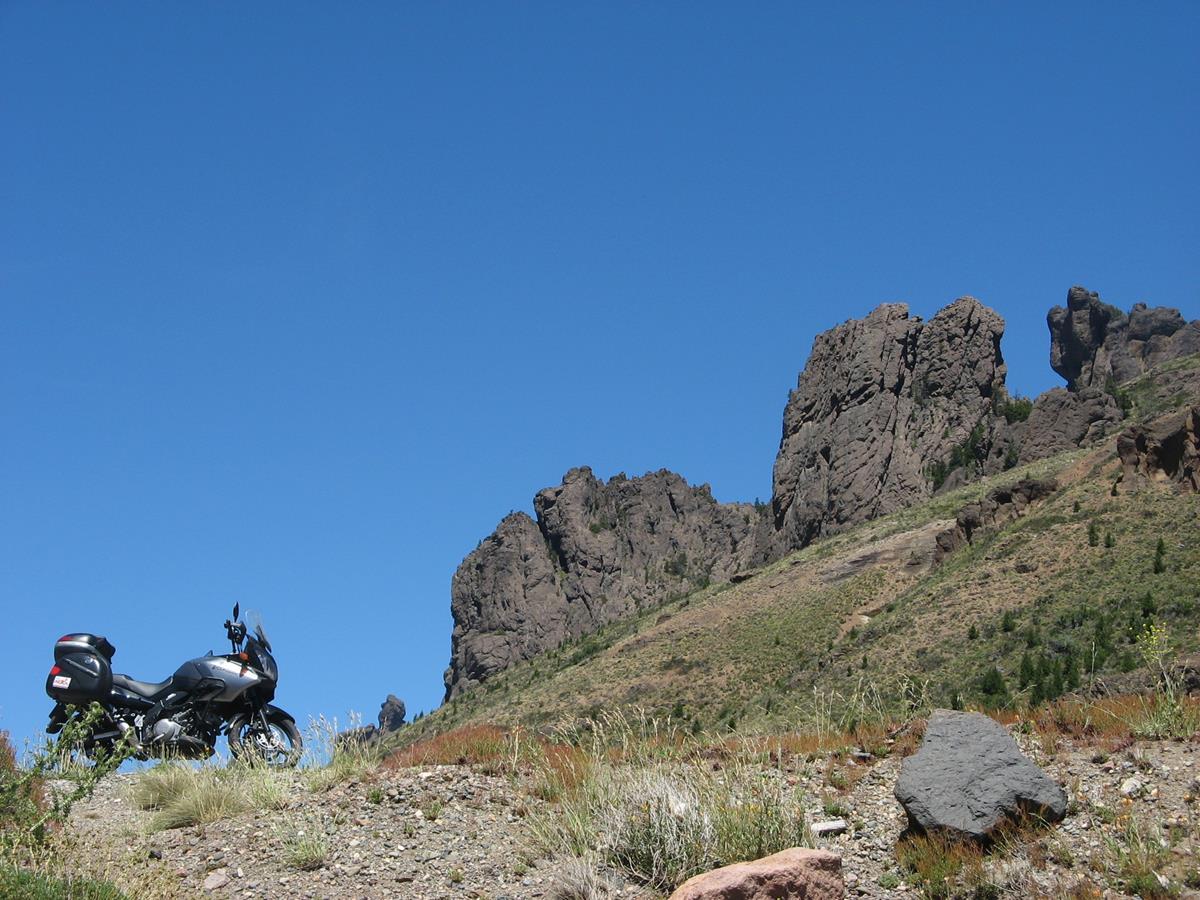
[529,710,810,892]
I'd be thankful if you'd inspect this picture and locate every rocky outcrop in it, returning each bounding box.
[894,709,1067,841]
[1015,286,1200,463]
[1048,285,1200,391]
[668,848,844,900]
[933,478,1057,562]
[337,694,407,747]
[445,468,760,698]
[1117,405,1200,493]
[1015,387,1122,465]
[770,297,1006,551]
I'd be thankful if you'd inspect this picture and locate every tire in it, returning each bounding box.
[227,708,303,768]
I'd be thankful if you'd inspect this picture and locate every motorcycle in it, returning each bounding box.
[44,603,302,767]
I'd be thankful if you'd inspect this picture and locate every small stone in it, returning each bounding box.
[203,870,230,892]
[1121,777,1144,798]
[812,819,849,837]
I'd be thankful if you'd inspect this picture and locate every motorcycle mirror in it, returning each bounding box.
[232,602,240,622]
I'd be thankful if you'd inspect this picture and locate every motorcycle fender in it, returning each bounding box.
[265,704,296,725]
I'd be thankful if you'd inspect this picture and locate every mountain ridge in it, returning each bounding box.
[441,286,1200,702]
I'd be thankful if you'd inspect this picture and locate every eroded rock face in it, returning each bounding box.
[1017,387,1123,465]
[667,848,844,900]
[895,709,1067,841]
[1117,405,1200,492]
[770,297,1006,551]
[1018,286,1199,463]
[378,694,407,732]
[444,468,760,698]
[445,512,571,697]
[1049,286,1200,391]
[933,478,1057,562]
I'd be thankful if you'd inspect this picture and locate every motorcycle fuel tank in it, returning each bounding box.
[173,655,261,702]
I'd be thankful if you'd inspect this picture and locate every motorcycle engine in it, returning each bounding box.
[150,717,183,743]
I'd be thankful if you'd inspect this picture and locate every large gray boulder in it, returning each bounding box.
[895,710,1067,841]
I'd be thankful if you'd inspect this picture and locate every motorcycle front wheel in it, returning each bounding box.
[227,709,302,768]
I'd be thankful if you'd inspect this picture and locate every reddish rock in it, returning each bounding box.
[668,848,844,900]
[1117,405,1200,493]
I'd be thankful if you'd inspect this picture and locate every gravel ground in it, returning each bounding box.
[60,728,1200,899]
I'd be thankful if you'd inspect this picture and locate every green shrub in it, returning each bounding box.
[2,704,132,846]
[0,864,128,899]
[1153,538,1166,574]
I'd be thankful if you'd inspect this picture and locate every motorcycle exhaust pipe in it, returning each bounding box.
[115,720,143,751]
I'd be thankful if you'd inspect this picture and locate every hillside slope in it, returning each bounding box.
[442,286,1200,698]
[403,356,1200,742]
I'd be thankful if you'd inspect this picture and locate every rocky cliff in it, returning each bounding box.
[768,297,1006,552]
[445,468,761,697]
[442,285,1199,698]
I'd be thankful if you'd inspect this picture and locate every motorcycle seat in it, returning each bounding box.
[112,673,174,699]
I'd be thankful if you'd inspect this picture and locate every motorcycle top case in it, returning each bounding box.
[54,633,116,662]
[47,635,114,703]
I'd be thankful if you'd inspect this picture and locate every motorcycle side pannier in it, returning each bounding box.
[47,634,114,703]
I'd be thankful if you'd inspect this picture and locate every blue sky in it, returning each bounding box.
[2,3,1197,748]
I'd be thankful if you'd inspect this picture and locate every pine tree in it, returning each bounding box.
[1153,538,1166,574]
[1088,521,1099,547]
[1064,650,1080,691]
[977,666,1010,707]
[1019,652,1035,689]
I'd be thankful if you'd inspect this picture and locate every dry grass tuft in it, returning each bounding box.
[130,763,289,831]
[530,710,811,892]
[896,831,987,898]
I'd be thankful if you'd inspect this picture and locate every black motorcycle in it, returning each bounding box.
[44,604,302,767]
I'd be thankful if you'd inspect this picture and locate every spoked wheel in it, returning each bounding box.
[227,709,302,768]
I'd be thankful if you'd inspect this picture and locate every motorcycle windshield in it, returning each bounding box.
[244,610,272,652]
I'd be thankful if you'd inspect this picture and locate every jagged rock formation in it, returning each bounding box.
[445,468,760,697]
[336,694,407,747]
[1050,286,1200,390]
[769,297,1006,551]
[1011,287,1200,465]
[442,285,1199,698]
[1117,405,1200,493]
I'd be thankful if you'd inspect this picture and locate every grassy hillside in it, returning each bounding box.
[396,365,1200,747]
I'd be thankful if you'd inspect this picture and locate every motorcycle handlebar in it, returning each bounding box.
[224,619,246,648]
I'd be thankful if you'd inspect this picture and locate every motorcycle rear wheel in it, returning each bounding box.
[227,709,302,768]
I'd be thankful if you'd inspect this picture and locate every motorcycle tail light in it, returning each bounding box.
[49,665,61,676]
